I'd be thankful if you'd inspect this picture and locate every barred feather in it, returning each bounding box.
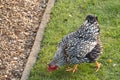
[49,15,103,67]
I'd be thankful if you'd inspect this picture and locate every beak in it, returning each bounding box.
[47,68,51,72]
[47,66,52,72]
[83,20,88,25]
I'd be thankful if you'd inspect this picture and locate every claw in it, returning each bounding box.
[66,64,78,73]
[95,61,101,72]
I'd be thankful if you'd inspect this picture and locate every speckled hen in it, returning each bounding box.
[48,15,103,73]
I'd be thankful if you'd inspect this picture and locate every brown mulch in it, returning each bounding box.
[0,0,48,80]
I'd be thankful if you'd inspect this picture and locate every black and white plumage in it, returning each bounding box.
[48,15,103,72]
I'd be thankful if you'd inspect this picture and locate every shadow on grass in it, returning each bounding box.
[37,63,96,80]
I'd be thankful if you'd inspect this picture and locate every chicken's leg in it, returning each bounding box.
[66,64,78,73]
[95,61,101,72]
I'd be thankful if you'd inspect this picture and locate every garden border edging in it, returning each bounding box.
[20,0,55,80]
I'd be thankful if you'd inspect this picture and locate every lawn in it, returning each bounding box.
[29,0,120,80]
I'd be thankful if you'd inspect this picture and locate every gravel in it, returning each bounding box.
[0,0,48,80]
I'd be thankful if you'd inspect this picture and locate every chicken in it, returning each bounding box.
[48,15,103,73]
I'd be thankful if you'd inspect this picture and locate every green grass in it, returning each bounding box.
[29,0,120,80]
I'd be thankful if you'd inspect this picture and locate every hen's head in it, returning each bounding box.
[47,64,58,72]
[85,15,98,24]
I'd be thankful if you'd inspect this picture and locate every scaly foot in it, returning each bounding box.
[95,61,101,72]
[66,64,78,73]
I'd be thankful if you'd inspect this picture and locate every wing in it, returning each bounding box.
[57,32,97,64]
[62,36,97,64]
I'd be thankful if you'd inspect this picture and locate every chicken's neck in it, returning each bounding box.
[76,23,100,41]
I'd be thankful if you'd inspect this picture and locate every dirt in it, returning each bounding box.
[0,0,48,80]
